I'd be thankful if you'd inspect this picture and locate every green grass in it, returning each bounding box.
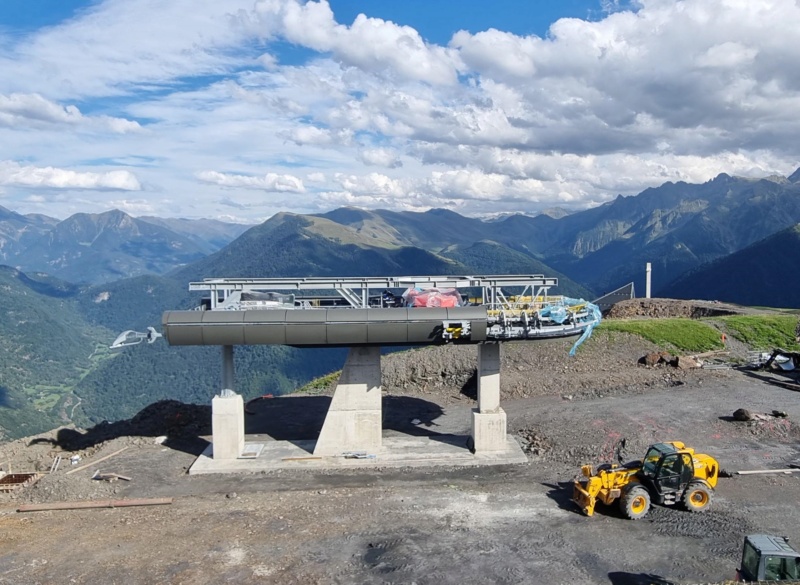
[719,315,800,351]
[296,371,341,395]
[598,318,724,353]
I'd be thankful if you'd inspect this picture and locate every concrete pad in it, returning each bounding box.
[189,433,527,475]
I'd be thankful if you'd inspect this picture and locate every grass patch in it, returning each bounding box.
[598,318,723,353]
[296,371,341,395]
[720,315,800,351]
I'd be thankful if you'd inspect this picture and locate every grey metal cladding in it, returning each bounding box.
[448,306,488,340]
[327,309,369,322]
[286,311,327,323]
[243,310,287,344]
[284,310,326,344]
[162,310,204,345]
[324,308,367,343]
[407,307,448,342]
[286,323,327,345]
[161,306,491,346]
[201,310,245,345]
[365,308,407,344]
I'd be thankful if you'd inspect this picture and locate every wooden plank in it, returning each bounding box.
[281,456,323,461]
[17,497,173,512]
[65,447,128,475]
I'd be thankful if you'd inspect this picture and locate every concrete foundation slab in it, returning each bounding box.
[189,433,526,474]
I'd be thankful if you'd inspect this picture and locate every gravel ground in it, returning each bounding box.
[2,299,800,585]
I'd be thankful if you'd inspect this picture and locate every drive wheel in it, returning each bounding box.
[683,482,712,512]
[621,486,651,520]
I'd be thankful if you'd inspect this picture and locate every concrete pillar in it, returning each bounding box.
[212,393,244,460]
[477,342,500,412]
[646,262,652,299]
[314,346,382,456]
[472,342,507,453]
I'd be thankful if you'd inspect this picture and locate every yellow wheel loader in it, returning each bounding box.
[572,441,719,520]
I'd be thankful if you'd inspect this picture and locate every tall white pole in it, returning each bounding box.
[646,263,652,299]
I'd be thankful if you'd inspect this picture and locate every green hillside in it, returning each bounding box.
[440,241,595,299]
[660,224,800,308]
[0,266,115,440]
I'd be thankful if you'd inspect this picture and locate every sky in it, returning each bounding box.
[0,0,798,223]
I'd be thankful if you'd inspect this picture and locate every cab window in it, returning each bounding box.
[765,555,800,580]
[741,541,759,580]
[641,447,662,477]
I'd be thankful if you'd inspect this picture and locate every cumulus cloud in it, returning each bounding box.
[283,125,353,147]
[358,148,402,168]
[1,0,799,219]
[253,0,461,85]
[0,161,141,190]
[197,170,305,192]
[0,93,141,133]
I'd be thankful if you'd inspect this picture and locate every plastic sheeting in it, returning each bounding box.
[402,287,462,308]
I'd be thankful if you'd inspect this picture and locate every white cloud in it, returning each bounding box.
[358,148,402,168]
[254,1,461,85]
[0,93,141,133]
[0,0,798,220]
[283,125,353,147]
[0,161,141,190]
[197,170,305,192]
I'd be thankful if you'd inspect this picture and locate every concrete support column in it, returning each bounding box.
[314,346,382,456]
[472,342,507,453]
[477,342,501,413]
[212,392,245,460]
[211,345,244,460]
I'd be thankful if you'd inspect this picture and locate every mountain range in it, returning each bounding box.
[0,207,251,284]
[2,166,800,440]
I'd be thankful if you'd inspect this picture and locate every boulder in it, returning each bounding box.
[676,355,701,370]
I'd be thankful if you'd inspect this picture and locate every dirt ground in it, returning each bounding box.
[3,299,800,585]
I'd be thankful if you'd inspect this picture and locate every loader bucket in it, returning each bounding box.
[573,481,596,516]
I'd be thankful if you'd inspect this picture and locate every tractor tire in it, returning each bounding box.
[620,486,651,520]
[683,482,713,512]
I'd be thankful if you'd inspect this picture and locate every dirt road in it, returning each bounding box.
[3,362,800,585]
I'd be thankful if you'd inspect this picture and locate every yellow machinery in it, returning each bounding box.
[573,441,719,519]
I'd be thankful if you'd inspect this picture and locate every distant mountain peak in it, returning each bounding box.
[788,167,800,183]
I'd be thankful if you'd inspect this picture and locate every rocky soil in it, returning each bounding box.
[2,298,800,585]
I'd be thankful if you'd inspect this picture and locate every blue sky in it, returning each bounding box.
[0,0,797,222]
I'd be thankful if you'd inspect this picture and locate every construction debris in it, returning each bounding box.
[731,409,789,422]
[342,451,376,459]
[91,471,132,482]
[0,472,42,493]
[65,447,128,475]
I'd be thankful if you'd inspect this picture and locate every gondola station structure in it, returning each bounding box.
[154,275,601,472]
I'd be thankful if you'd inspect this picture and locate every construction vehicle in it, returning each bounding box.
[572,441,719,520]
[736,534,800,582]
